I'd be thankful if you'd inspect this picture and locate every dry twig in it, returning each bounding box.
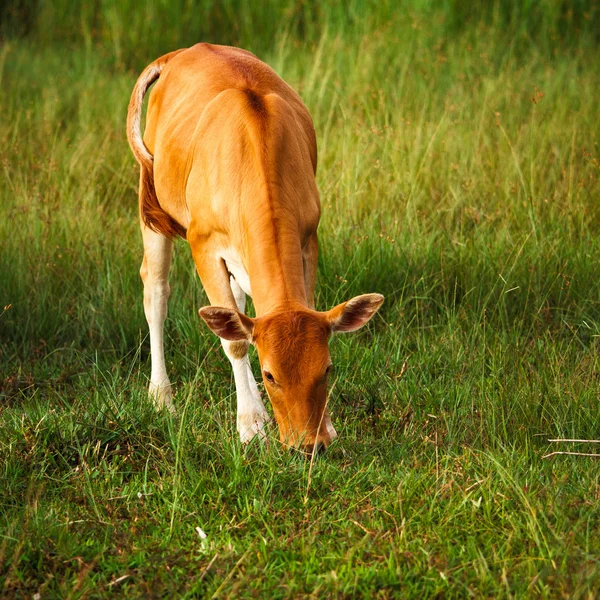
[543,451,600,459]
[543,438,600,458]
[548,438,600,444]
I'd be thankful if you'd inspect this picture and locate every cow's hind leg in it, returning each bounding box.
[228,276,270,443]
[140,225,174,411]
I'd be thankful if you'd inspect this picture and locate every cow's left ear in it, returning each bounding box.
[325,293,384,333]
[199,306,254,341]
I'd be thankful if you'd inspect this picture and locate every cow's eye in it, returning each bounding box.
[263,370,275,384]
[324,364,333,377]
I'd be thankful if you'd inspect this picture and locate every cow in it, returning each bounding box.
[127,43,383,453]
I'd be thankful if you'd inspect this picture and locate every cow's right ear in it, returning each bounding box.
[198,307,254,341]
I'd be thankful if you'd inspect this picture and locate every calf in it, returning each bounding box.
[127,44,383,451]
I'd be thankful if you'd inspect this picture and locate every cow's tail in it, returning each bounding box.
[127,49,187,239]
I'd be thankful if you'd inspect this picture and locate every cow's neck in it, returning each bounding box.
[244,216,309,316]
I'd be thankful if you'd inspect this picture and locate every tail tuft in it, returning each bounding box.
[139,167,187,239]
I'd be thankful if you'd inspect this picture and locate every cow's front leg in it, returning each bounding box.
[222,337,270,443]
[191,240,268,443]
[227,276,269,442]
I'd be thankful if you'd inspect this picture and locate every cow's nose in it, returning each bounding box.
[296,440,326,458]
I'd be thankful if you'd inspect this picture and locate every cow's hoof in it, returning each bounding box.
[237,412,270,444]
[149,382,175,414]
[325,413,338,441]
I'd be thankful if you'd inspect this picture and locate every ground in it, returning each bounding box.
[1,2,600,597]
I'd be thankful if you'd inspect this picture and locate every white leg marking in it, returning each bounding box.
[141,228,174,412]
[226,352,270,443]
[226,276,269,442]
[230,275,246,313]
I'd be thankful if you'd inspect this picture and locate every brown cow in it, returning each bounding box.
[127,44,383,452]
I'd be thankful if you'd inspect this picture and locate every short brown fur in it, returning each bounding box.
[127,44,383,449]
[253,311,330,384]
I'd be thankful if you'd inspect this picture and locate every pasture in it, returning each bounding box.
[1,1,600,597]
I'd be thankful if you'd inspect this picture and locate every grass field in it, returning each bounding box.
[1,1,600,597]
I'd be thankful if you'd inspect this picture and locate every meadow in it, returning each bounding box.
[1,1,600,597]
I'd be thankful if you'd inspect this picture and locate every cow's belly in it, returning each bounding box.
[219,248,252,297]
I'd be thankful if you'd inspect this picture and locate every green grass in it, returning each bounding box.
[2,1,600,597]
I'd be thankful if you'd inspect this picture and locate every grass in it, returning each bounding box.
[1,1,600,597]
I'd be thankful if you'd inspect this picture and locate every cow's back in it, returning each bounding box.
[143,44,317,230]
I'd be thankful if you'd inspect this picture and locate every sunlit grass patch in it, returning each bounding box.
[1,1,600,597]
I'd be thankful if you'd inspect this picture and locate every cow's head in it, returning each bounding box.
[199,294,383,452]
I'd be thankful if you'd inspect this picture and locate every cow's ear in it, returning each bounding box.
[198,307,254,341]
[325,294,384,333]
